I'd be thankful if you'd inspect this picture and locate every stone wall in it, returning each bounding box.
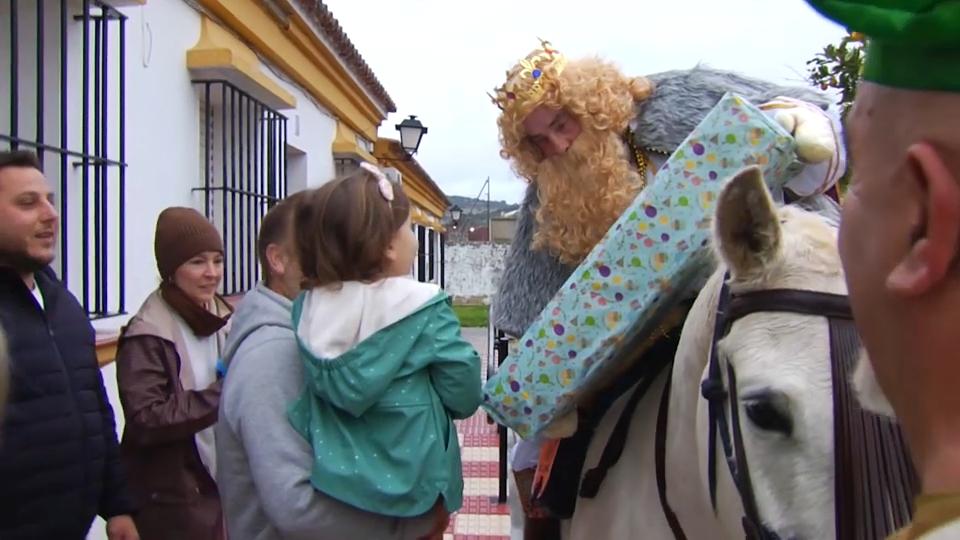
[444,243,509,305]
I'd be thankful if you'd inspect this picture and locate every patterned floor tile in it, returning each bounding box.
[449,328,510,539]
[443,328,510,540]
[454,514,512,535]
[461,446,500,462]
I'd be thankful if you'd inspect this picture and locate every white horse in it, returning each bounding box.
[507,166,865,540]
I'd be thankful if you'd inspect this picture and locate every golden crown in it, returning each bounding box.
[489,38,568,113]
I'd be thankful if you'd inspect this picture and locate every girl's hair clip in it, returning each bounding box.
[359,162,394,202]
[377,177,394,202]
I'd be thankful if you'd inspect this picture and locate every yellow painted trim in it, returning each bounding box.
[110,0,146,6]
[186,17,297,110]
[374,139,449,218]
[195,0,387,140]
[97,338,118,367]
[397,180,444,219]
[411,206,446,230]
[331,121,376,164]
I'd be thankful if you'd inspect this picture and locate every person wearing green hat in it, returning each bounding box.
[804,1,960,539]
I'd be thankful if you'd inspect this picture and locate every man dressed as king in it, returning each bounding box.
[489,40,847,539]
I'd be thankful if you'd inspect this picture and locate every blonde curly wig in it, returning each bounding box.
[497,55,654,264]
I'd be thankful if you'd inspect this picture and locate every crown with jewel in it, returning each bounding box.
[489,38,568,113]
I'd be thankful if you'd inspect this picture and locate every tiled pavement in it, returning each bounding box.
[446,328,511,540]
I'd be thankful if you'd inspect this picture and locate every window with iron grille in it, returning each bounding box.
[0,0,128,318]
[427,228,436,282]
[193,80,287,295]
[334,157,360,177]
[416,224,427,282]
[439,232,446,289]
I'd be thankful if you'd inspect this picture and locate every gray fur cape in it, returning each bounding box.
[491,66,840,338]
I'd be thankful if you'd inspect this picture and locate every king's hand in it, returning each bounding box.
[774,107,837,164]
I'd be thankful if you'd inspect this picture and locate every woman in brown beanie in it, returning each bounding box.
[115,206,233,540]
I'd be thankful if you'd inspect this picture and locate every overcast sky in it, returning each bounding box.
[323,0,847,205]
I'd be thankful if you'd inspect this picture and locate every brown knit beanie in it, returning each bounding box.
[154,207,223,280]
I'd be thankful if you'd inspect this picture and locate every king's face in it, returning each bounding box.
[523,105,582,158]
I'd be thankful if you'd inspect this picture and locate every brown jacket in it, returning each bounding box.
[116,291,232,540]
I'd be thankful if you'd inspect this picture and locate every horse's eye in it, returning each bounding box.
[744,398,793,436]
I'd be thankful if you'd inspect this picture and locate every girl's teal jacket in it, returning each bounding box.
[289,280,482,517]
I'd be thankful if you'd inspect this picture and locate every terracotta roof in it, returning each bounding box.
[293,0,398,114]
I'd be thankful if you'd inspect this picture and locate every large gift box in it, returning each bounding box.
[483,93,799,440]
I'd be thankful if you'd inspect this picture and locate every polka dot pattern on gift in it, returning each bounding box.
[481,94,799,440]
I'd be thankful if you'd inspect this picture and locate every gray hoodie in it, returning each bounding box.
[215,282,436,540]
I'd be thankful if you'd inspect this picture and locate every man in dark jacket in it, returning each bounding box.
[0,150,138,540]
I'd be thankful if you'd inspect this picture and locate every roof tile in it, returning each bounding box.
[294,0,398,114]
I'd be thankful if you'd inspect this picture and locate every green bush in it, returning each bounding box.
[453,305,489,328]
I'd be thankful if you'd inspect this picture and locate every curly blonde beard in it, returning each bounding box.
[533,126,641,265]
[496,56,653,266]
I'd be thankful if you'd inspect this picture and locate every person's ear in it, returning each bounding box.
[384,241,398,264]
[265,244,286,276]
[886,142,960,295]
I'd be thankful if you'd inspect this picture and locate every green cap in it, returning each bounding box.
[804,0,960,92]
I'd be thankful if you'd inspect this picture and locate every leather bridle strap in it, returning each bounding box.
[704,285,854,540]
[655,364,688,540]
[654,283,917,540]
[728,289,853,321]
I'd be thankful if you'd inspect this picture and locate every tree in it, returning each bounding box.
[806,32,866,117]
[806,32,865,195]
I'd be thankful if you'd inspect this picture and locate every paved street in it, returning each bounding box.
[446,327,510,540]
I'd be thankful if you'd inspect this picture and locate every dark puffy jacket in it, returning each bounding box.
[0,266,136,539]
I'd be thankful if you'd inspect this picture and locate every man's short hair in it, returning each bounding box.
[0,150,41,175]
[257,190,310,286]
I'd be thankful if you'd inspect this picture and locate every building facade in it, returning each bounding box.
[0,2,449,537]
[372,137,449,288]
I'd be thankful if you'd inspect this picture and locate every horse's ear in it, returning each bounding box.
[712,165,782,277]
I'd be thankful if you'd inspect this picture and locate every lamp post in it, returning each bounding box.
[395,115,428,159]
[449,205,463,242]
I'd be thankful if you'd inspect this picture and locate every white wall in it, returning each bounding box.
[444,243,508,305]
[0,2,342,538]
[0,0,340,331]
[116,0,339,326]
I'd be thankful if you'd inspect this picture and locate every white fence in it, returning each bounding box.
[444,243,509,305]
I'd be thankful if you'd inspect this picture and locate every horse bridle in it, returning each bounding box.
[700,274,855,539]
[654,272,918,540]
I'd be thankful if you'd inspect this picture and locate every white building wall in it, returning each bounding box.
[116,0,338,328]
[0,2,341,538]
[444,243,509,305]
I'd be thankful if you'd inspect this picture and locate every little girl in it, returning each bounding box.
[287,163,483,538]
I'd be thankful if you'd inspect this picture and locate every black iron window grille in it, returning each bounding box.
[439,232,446,289]
[1,0,128,318]
[416,224,427,282]
[334,157,359,177]
[427,228,436,282]
[193,80,287,295]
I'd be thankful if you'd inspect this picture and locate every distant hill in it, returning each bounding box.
[443,195,520,228]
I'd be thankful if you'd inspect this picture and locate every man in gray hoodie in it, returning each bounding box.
[216,191,437,540]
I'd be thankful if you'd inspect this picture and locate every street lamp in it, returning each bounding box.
[395,115,428,158]
[449,204,462,226]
